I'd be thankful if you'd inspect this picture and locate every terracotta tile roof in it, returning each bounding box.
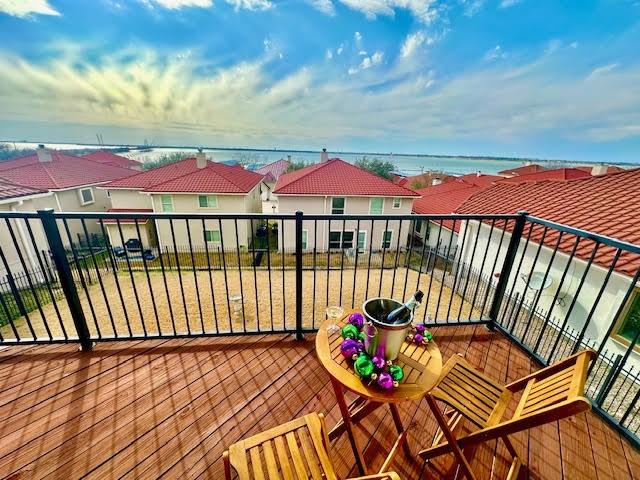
[397,172,454,189]
[457,173,503,187]
[456,168,640,276]
[255,159,290,183]
[273,158,419,197]
[0,179,47,201]
[575,165,625,174]
[0,151,136,189]
[413,179,487,232]
[104,157,263,194]
[83,150,142,170]
[103,208,153,224]
[496,168,590,184]
[497,164,547,177]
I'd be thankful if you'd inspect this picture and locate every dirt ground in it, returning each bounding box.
[1,267,480,340]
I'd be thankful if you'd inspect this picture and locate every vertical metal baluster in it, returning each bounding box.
[134,218,161,335]
[169,218,189,334]
[0,246,25,340]
[390,219,403,298]
[378,218,389,298]
[479,219,507,319]
[249,219,260,331]
[24,218,67,339]
[326,218,331,308]
[620,369,640,426]
[312,219,317,326]
[63,219,101,339]
[547,241,600,363]
[468,219,495,318]
[98,219,130,336]
[598,327,640,413]
[456,218,483,322]
[265,217,274,331]
[233,218,246,331]
[423,219,444,321]
[218,218,232,332]
[186,219,205,333]
[445,217,470,321]
[612,367,640,417]
[154,222,176,336]
[365,219,374,301]
[339,218,346,307]
[351,219,360,309]
[435,219,458,321]
[499,222,534,329]
[402,219,416,303]
[280,219,286,329]
[81,218,117,337]
[201,218,218,333]
[114,218,145,337]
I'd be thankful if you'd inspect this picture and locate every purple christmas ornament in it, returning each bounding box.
[348,312,365,329]
[413,333,424,344]
[415,323,426,334]
[377,372,394,390]
[340,338,360,358]
[372,356,386,370]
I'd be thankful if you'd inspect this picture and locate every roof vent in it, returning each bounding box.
[432,177,443,186]
[591,164,608,176]
[320,148,329,163]
[36,144,52,163]
[196,148,207,169]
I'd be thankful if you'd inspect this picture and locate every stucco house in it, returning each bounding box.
[82,149,143,171]
[455,168,640,366]
[273,154,419,252]
[101,151,266,250]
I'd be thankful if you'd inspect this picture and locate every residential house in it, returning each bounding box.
[497,163,547,177]
[101,151,265,250]
[496,167,590,184]
[273,154,419,252]
[83,149,143,171]
[255,157,290,189]
[397,171,454,190]
[455,168,640,365]
[0,145,136,246]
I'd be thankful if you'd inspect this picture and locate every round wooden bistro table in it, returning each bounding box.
[315,313,443,476]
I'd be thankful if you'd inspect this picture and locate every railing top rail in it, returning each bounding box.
[303,213,520,221]
[525,214,640,255]
[0,211,40,219]
[47,211,298,220]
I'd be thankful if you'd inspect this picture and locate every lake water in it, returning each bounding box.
[2,141,632,176]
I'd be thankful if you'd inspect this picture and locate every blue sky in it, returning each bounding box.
[0,0,639,162]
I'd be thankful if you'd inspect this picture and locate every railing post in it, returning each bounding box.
[295,210,303,340]
[486,211,528,329]
[38,209,92,351]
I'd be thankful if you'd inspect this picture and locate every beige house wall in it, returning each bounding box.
[105,189,153,210]
[276,195,414,252]
[104,222,156,249]
[53,185,111,241]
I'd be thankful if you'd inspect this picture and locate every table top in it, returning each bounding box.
[315,313,443,403]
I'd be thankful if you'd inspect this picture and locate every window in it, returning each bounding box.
[425,223,431,240]
[357,231,366,253]
[369,197,383,214]
[204,229,221,243]
[301,229,308,250]
[382,230,393,249]
[614,289,640,348]
[331,197,345,214]
[79,187,94,205]
[198,194,218,208]
[329,231,354,249]
[415,219,423,234]
[392,197,402,209]
[160,194,174,212]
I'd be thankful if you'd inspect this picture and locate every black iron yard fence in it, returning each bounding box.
[0,209,638,446]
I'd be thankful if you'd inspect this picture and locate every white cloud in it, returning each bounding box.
[349,50,383,73]
[569,41,579,49]
[587,63,619,79]
[500,0,523,7]
[308,0,335,15]
[461,0,484,17]
[400,31,426,58]
[225,0,272,10]
[354,31,362,45]
[358,50,368,56]
[0,0,60,17]
[337,44,344,55]
[484,45,507,61]
[325,49,333,60]
[142,0,272,10]
[337,0,438,24]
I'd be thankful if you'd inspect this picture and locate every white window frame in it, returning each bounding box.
[392,197,402,209]
[160,194,174,212]
[198,194,218,209]
[357,230,367,253]
[79,187,94,206]
[301,229,308,250]
[369,197,384,215]
[204,229,221,243]
[381,230,393,249]
[331,197,346,215]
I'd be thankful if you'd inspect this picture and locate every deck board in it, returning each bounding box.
[0,326,638,479]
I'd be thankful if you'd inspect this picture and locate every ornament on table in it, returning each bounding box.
[341,323,359,340]
[348,312,365,329]
[406,322,433,345]
[340,338,361,359]
[354,353,375,378]
[377,372,394,390]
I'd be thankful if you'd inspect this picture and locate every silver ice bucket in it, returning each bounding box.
[362,297,412,361]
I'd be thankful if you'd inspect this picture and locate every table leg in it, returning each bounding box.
[389,403,412,456]
[329,400,383,440]
[330,377,368,476]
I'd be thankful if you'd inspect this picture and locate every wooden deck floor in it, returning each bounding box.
[1,326,638,479]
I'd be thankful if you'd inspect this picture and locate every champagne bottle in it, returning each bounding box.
[385,290,424,324]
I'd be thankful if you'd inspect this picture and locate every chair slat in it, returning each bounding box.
[262,440,280,480]
[297,427,325,480]
[250,447,266,480]
[274,436,294,480]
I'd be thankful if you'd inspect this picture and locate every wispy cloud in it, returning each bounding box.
[461,0,484,17]
[400,31,427,58]
[484,45,507,61]
[348,50,383,74]
[0,0,60,17]
[308,0,335,15]
[499,0,523,7]
[310,0,438,24]
[142,0,272,10]
[587,63,619,79]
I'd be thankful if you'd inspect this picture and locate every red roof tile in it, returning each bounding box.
[575,165,625,174]
[83,150,142,170]
[273,158,419,197]
[104,157,263,194]
[496,168,590,184]
[457,173,503,187]
[0,179,47,201]
[497,164,547,177]
[397,172,455,189]
[255,159,290,183]
[456,168,640,276]
[0,151,136,189]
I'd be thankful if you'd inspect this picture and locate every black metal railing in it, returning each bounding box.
[0,209,638,446]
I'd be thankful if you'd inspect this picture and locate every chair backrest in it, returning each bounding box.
[227,413,338,480]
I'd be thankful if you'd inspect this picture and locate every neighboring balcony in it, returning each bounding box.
[0,210,638,478]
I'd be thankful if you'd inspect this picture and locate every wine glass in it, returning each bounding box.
[326,306,344,334]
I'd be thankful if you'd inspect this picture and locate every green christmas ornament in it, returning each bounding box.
[341,324,359,340]
[389,364,404,382]
[354,353,375,378]
[425,331,433,341]
[358,332,365,342]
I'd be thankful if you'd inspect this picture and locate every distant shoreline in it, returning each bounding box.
[3,139,638,167]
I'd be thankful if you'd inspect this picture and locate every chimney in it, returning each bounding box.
[591,164,608,176]
[432,177,443,186]
[36,144,52,163]
[476,171,481,177]
[287,155,291,162]
[320,148,329,163]
[195,148,207,169]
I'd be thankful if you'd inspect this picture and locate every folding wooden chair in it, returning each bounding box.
[223,412,401,480]
[418,349,596,480]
